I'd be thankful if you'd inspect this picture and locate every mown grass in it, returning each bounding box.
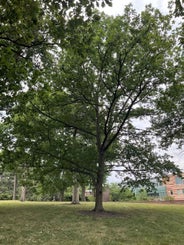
[0,201,184,245]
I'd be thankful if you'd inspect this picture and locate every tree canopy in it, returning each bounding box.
[174,0,184,16]
[0,2,183,212]
[0,0,112,111]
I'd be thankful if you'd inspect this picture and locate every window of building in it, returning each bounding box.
[170,190,173,195]
[177,190,182,195]
[175,177,183,184]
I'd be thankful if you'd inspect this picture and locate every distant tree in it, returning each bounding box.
[135,189,148,201]
[109,183,135,201]
[0,172,14,200]
[39,170,74,201]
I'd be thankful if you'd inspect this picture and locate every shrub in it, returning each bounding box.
[164,195,174,201]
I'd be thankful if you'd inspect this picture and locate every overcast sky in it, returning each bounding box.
[101,0,170,15]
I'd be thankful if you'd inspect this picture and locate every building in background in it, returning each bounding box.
[135,174,184,201]
[163,174,184,201]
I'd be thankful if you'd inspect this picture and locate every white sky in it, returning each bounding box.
[103,0,184,182]
[101,0,170,15]
[103,0,169,16]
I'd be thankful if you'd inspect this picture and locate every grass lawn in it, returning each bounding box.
[0,201,184,245]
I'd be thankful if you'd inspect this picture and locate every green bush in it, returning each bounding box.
[87,195,95,202]
[164,195,174,201]
[109,183,135,201]
[136,189,148,201]
[0,193,13,200]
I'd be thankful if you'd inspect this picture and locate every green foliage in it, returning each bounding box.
[1,3,183,211]
[87,195,95,202]
[0,0,112,111]
[174,0,184,16]
[152,1,184,145]
[109,183,135,201]
[153,81,184,148]
[135,189,148,201]
[164,195,175,201]
[0,172,14,200]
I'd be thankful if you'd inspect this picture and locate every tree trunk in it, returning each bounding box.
[20,186,26,202]
[12,174,17,200]
[59,190,64,201]
[93,153,105,212]
[81,185,86,201]
[72,184,80,204]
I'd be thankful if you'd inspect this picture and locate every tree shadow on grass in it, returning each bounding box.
[79,210,131,218]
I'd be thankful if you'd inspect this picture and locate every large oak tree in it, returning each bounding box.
[1,5,182,212]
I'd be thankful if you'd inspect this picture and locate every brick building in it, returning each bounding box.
[135,174,184,201]
[163,174,184,201]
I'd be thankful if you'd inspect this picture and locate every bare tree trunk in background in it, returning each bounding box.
[12,174,17,200]
[59,190,64,201]
[20,186,26,202]
[72,184,80,204]
[81,185,86,201]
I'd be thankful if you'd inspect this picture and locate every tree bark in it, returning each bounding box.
[81,185,86,201]
[59,190,64,201]
[72,183,80,204]
[93,153,105,212]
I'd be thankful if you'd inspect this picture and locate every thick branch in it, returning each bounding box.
[103,82,148,152]
[30,102,96,137]
[33,148,97,177]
